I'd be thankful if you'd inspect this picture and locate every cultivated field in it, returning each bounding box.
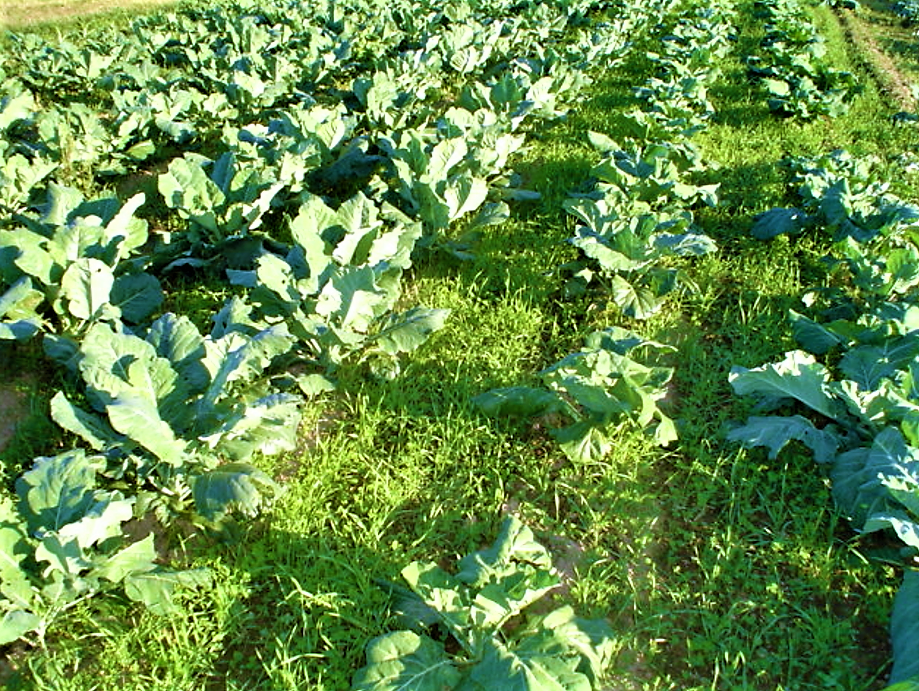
[1,0,919,689]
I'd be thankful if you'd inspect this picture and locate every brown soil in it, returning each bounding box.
[1,0,178,29]
[835,5,919,112]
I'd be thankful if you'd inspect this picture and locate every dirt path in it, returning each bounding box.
[835,4,918,112]
[2,0,178,29]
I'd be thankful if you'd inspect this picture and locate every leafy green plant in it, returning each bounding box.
[0,184,161,340]
[228,191,449,376]
[746,0,859,119]
[564,192,716,320]
[0,449,211,648]
[476,327,677,463]
[46,314,293,521]
[157,150,286,259]
[352,516,615,691]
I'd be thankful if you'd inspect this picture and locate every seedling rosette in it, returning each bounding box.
[352,516,615,691]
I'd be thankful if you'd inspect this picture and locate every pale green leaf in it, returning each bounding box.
[123,568,212,616]
[374,308,450,356]
[729,350,841,419]
[50,391,122,450]
[15,450,103,535]
[105,393,187,465]
[352,631,462,691]
[60,257,114,321]
[0,610,41,646]
[95,534,158,582]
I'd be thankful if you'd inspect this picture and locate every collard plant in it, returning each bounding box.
[228,191,449,378]
[352,516,615,691]
[728,305,919,689]
[564,194,716,320]
[0,450,211,647]
[475,327,677,463]
[157,150,286,261]
[46,313,294,522]
[0,185,162,341]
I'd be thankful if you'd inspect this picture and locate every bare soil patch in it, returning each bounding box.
[2,0,178,29]
[835,4,919,112]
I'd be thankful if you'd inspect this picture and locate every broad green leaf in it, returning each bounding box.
[609,275,661,320]
[401,561,470,645]
[456,516,554,587]
[295,373,336,397]
[473,387,562,418]
[105,393,187,465]
[56,494,133,550]
[0,319,41,341]
[35,534,92,577]
[552,422,613,464]
[469,571,560,632]
[0,277,43,339]
[200,325,293,412]
[191,463,280,521]
[15,450,103,535]
[751,207,808,240]
[789,311,844,355]
[0,610,41,646]
[863,512,919,550]
[729,350,840,419]
[60,257,114,321]
[103,193,148,258]
[40,183,84,227]
[890,570,919,684]
[831,428,919,525]
[0,90,36,130]
[146,313,209,392]
[462,636,591,691]
[0,497,31,584]
[315,266,384,333]
[442,176,489,222]
[727,415,840,463]
[123,568,212,616]
[522,607,615,685]
[374,308,449,355]
[203,393,301,460]
[95,534,158,582]
[50,391,122,450]
[110,272,163,324]
[255,252,299,307]
[351,631,462,691]
[79,322,160,401]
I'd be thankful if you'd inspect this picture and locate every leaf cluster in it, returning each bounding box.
[352,516,615,691]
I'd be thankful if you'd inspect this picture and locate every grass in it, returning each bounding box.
[1,0,918,689]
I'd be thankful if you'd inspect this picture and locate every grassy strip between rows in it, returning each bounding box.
[2,0,919,689]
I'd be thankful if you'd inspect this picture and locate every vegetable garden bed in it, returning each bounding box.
[1,0,918,688]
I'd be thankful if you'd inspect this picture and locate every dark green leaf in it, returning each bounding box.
[191,463,281,521]
[727,415,840,462]
[473,387,562,418]
[890,570,919,684]
[15,450,103,535]
[110,272,163,324]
